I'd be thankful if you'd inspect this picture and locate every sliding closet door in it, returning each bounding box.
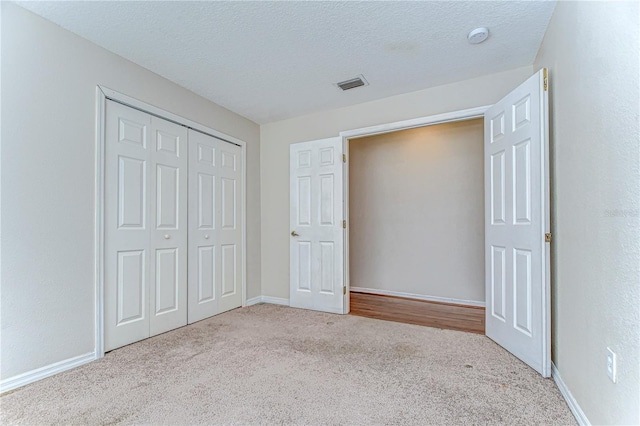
[104,101,152,351]
[105,100,188,351]
[148,116,188,336]
[188,130,243,323]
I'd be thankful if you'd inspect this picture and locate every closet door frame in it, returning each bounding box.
[95,86,248,358]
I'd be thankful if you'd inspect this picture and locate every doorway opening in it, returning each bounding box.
[290,67,550,377]
[346,118,486,333]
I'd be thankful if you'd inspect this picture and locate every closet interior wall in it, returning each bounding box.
[348,119,485,304]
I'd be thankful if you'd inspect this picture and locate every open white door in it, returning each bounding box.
[484,69,550,377]
[290,137,345,314]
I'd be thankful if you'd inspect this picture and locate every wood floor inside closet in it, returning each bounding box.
[350,292,485,334]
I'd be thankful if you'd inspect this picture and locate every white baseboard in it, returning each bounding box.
[245,296,290,307]
[260,296,290,306]
[350,286,485,308]
[552,362,590,426]
[245,296,263,306]
[0,352,96,394]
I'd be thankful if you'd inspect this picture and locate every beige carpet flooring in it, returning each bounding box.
[1,304,575,425]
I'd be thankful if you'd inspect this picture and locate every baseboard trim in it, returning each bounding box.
[245,296,263,306]
[0,352,96,394]
[261,296,290,306]
[551,362,590,426]
[350,286,485,308]
[245,296,290,307]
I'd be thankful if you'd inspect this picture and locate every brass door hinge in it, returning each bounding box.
[543,68,548,92]
[343,220,347,229]
[343,154,346,163]
[343,286,347,295]
[545,232,552,243]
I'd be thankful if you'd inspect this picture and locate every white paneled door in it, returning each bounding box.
[484,69,550,377]
[290,137,345,314]
[148,115,188,337]
[104,101,151,351]
[187,130,243,323]
[105,100,188,351]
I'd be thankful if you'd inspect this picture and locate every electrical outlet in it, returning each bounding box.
[606,347,617,383]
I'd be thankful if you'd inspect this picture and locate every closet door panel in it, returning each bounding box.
[217,143,243,313]
[149,116,188,336]
[104,101,152,352]
[188,130,220,323]
[188,131,243,322]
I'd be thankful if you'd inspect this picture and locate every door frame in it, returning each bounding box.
[94,86,248,358]
[338,105,491,314]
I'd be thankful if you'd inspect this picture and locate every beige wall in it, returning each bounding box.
[534,1,640,424]
[0,3,261,380]
[349,120,484,302]
[260,66,532,299]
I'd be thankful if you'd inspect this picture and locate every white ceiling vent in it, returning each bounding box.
[336,75,369,91]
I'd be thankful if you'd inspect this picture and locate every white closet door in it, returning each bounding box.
[484,69,550,376]
[216,138,243,313]
[188,130,243,323]
[148,116,188,336]
[289,137,345,314]
[104,101,152,351]
[188,130,218,323]
[105,101,188,351]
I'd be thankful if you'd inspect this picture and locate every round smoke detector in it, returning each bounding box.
[468,27,490,44]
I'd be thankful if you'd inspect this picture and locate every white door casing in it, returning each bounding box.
[290,137,345,314]
[484,69,550,377]
[104,100,188,351]
[188,130,243,323]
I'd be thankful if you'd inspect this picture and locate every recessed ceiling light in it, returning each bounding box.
[468,27,490,44]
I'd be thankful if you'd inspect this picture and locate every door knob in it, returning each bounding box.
[291,231,299,237]
[204,235,210,239]
[164,234,170,239]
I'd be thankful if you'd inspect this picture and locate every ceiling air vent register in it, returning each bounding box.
[336,75,369,91]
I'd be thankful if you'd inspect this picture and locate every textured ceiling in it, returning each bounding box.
[17,1,556,124]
